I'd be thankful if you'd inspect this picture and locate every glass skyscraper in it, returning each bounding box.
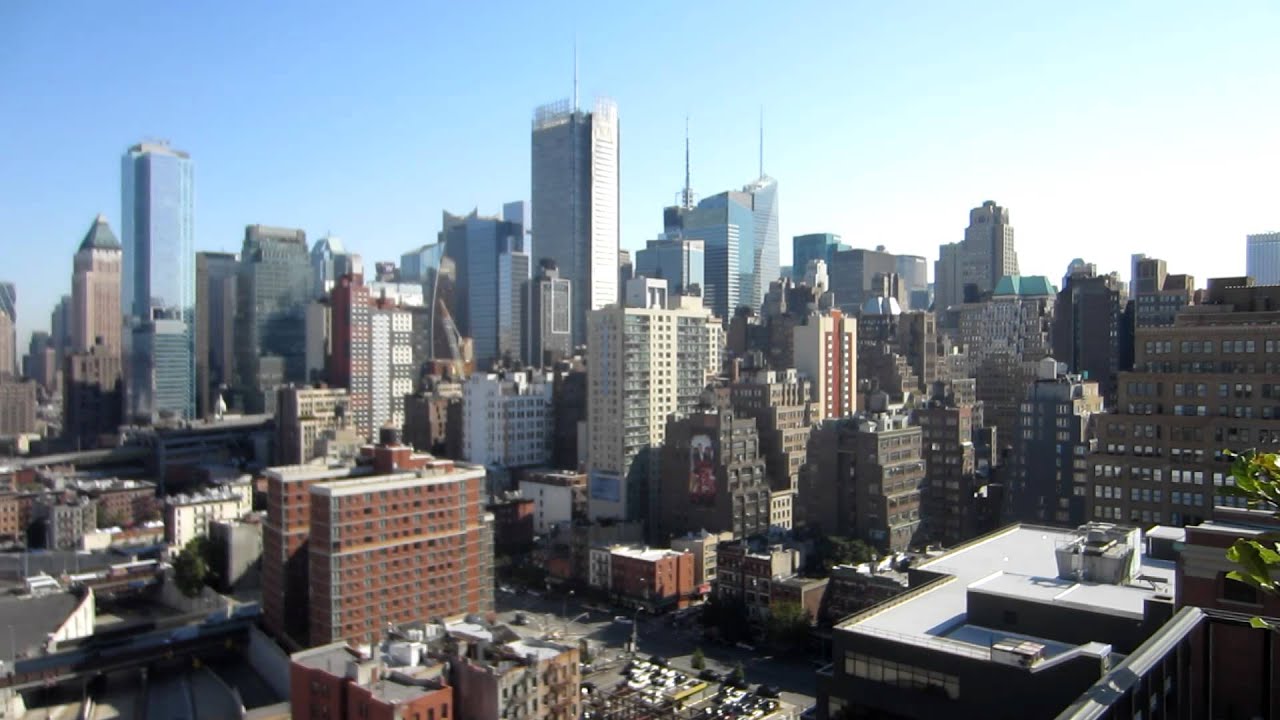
[122,142,195,422]
[439,206,526,368]
[531,98,619,346]
[635,237,706,297]
[792,233,847,281]
[236,225,311,413]
[1246,232,1280,286]
[744,176,780,310]
[671,191,753,322]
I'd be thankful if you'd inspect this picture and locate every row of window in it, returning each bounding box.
[844,652,960,699]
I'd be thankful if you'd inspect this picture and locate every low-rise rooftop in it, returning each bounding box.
[839,524,1175,659]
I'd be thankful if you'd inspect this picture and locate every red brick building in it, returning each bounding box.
[609,546,695,611]
[73,479,157,526]
[291,643,453,720]
[1176,510,1280,720]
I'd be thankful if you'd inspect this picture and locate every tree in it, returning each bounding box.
[766,601,812,653]
[173,536,210,598]
[813,535,877,573]
[728,661,745,686]
[1220,451,1280,629]
[691,646,706,670]
[701,594,750,642]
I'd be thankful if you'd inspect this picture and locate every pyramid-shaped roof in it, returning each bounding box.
[79,214,121,251]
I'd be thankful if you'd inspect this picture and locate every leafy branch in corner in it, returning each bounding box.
[1218,450,1280,630]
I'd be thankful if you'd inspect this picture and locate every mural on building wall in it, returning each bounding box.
[689,433,716,505]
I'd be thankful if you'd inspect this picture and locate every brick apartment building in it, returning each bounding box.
[606,546,695,611]
[265,433,494,648]
[291,643,453,720]
[1088,277,1280,527]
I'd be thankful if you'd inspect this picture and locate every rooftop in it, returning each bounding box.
[79,214,121,252]
[0,590,84,664]
[992,275,1058,298]
[610,545,687,562]
[839,524,1175,659]
[292,642,362,673]
[505,638,569,662]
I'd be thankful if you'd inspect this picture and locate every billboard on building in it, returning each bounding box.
[689,433,716,505]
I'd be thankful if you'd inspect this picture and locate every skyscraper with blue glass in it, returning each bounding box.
[122,142,195,422]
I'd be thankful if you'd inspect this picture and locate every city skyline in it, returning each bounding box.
[3,1,1279,347]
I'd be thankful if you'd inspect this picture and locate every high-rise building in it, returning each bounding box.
[726,365,815,532]
[50,294,73,382]
[195,251,238,417]
[801,402,924,553]
[531,98,619,346]
[793,309,857,421]
[829,246,898,313]
[71,215,123,357]
[656,408,771,543]
[1245,231,1280,285]
[743,176,780,310]
[671,191,752,322]
[63,341,123,450]
[330,275,372,438]
[23,331,56,392]
[1052,267,1124,402]
[954,275,1057,455]
[634,237,705,297]
[438,207,526,367]
[918,380,988,546]
[0,379,37,436]
[235,225,311,413]
[934,201,1019,320]
[0,282,15,379]
[1088,277,1280,528]
[791,233,846,282]
[497,248,530,365]
[461,370,554,471]
[618,249,633,305]
[1009,360,1103,526]
[528,260,572,367]
[1131,256,1195,329]
[857,296,939,407]
[310,235,352,299]
[276,386,350,465]
[122,142,195,422]
[586,279,722,526]
[310,445,491,646]
[895,254,930,310]
[369,300,414,433]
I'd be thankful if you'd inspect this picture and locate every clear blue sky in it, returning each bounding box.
[3,1,1278,349]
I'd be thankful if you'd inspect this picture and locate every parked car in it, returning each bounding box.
[698,669,722,682]
[649,655,668,667]
[756,685,781,699]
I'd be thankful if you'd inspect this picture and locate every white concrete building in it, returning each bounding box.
[370,305,414,432]
[587,280,723,522]
[163,479,252,548]
[462,370,554,469]
[588,546,614,590]
[518,471,583,534]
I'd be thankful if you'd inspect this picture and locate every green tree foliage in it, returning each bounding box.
[691,646,706,670]
[812,535,876,573]
[701,594,751,642]
[1220,451,1280,630]
[766,601,812,653]
[173,536,210,598]
[728,661,746,686]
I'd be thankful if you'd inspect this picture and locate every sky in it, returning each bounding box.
[2,1,1278,350]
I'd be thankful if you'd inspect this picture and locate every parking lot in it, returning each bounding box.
[494,589,816,714]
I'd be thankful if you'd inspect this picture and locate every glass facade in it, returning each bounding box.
[635,238,706,296]
[792,233,843,281]
[237,226,311,412]
[122,143,195,422]
[745,176,780,311]
[1246,232,1280,286]
[681,192,752,322]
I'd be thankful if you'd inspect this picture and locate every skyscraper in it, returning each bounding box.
[71,215,123,356]
[528,260,572,367]
[195,251,238,417]
[235,225,311,413]
[497,248,530,365]
[1246,232,1280,285]
[310,235,352,299]
[531,97,620,345]
[121,142,195,422]
[934,201,1019,319]
[674,191,751,322]
[635,237,706,296]
[791,233,846,282]
[743,176,780,310]
[438,206,526,368]
[1052,268,1124,402]
[0,282,14,379]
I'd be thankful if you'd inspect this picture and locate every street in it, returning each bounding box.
[494,590,817,712]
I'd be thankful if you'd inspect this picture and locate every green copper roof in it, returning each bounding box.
[79,214,121,252]
[992,275,1057,297]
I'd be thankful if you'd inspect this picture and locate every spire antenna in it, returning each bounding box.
[683,116,693,210]
[573,36,579,111]
[758,105,764,178]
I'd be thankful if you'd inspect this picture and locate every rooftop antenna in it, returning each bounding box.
[573,36,579,111]
[758,105,765,179]
[680,116,696,211]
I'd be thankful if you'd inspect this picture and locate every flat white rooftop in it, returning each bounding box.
[839,525,1176,659]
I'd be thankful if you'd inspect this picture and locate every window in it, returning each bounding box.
[1222,574,1259,605]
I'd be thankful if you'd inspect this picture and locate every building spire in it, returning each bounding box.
[573,36,579,111]
[683,116,693,210]
[758,105,765,179]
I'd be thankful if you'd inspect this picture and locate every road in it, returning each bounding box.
[495,590,817,712]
